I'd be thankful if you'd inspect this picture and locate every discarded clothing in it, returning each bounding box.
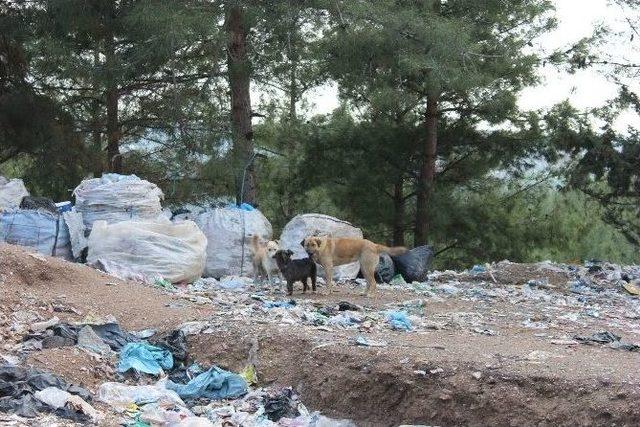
[574,331,639,352]
[386,311,412,331]
[118,343,174,375]
[0,365,91,421]
[166,366,247,401]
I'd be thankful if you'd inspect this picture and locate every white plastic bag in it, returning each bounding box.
[97,382,186,412]
[194,206,272,278]
[280,214,363,279]
[73,174,164,231]
[0,176,29,210]
[87,219,207,283]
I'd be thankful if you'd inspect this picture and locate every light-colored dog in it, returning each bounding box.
[249,235,280,284]
[302,236,407,296]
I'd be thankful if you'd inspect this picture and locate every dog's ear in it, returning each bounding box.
[300,238,306,247]
[286,249,294,256]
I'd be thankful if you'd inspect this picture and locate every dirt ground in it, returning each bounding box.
[1,243,639,426]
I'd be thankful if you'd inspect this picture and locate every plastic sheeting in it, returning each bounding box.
[392,245,434,282]
[87,219,207,283]
[194,206,272,278]
[166,366,248,400]
[280,214,363,280]
[73,174,164,232]
[0,209,72,259]
[0,177,29,211]
[118,343,173,375]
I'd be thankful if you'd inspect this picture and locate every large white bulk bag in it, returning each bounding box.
[87,219,207,283]
[194,205,272,278]
[0,177,29,210]
[73,174,164,231]
[0,209,72,259]
[280,214,363,280]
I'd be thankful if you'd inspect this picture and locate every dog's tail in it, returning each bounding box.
[248,235,260,253]
[376,244,408,256]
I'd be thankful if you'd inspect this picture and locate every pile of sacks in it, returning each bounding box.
[0,176,82,260]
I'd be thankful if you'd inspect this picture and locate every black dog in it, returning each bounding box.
[273,249,317,296]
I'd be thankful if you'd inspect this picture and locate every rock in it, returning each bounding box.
[29,316,60,333]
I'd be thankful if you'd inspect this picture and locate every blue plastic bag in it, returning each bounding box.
[0,209,71,259]
[117,343,173,375]
[386,311,412,331]
[166,366,248,400]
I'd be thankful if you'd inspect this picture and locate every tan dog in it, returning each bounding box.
[302,236,407,296]
[249,235,280,284]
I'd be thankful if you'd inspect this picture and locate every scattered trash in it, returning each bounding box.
[574,331,639,352]
[239,364,258,386]
[97,382,185,412]
[29,317,59,333]
[470,265,487,274]
[263,387,299,421]
[386,311,412,331]
[117,343,174,375]
[392,245,435,282]
[622,282,640,296]
[264,300,296,309]
[472,328,498,336]
[166,366,248,401]
[337,301,360,311]
[355,336,388,347]
[77,325,113,356]
[389,274,407,286]
[0,365,91,420]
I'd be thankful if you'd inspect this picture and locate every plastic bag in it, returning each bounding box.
[117,343,174,375]
[0,177,29,210]
[391,245,434,282]
[0,209,72,259]
[87,219,207,283]
[97,382,185,412]
[194,206,272,278]
[73,174,164,232]
[166,366,248,400]
[280,214,363,279]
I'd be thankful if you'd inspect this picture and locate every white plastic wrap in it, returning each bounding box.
[0,176,29,210]
[194,206,272,278]
[73,174,164,231]
[280,213,363,280]
[87,219,207,283]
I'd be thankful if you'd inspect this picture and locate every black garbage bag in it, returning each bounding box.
[150,330,188,365]
[356,253,395,283]
[19,196,58,213]
[0,364,91,421]
[263,387,299,422]
[391,245,434,282]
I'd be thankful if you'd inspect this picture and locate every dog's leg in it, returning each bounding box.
[311,274,317,292]
[287,280,294,296]
[302,279,308,293]
[362,254,378,297]
[324,262,334,294]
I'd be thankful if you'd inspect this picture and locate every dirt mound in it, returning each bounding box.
[0,243,209,330]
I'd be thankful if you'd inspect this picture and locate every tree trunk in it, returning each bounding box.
[414,93,439,246]
[105,30,121,173]
[392,177,406,246]
[226,4,257,205]
[91,50,103,176]
[289,60,298,121]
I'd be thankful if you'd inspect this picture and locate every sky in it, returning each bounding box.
[304,0,640,130]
